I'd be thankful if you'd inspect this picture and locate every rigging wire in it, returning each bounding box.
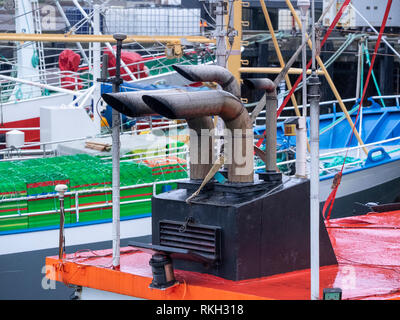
[322,0,394,221]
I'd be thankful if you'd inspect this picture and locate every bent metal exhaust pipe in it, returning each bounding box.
[172,64,241,99]
[142,90,254,183]
[101,90,214,180]
[101,89,178,118]
[243,78,278,172]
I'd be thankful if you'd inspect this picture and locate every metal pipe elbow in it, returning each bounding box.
[102,89,215,181]
[243,78,276,93]
[101,91,156,118]
[172,64,241,99]
[101,89,186,118]
[142,90,254,183]
[142,90,247,125]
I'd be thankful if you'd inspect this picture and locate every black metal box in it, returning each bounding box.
[151,177,337,281]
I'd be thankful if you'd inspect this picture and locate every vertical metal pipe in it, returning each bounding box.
[309,0,320,301]
[297,1,309,178]
[93,5,101,134]
[111,33,126,270]
[215,1,226,68]
[265,90,278,172]
[301,12,307,117]
[58,197,65,259]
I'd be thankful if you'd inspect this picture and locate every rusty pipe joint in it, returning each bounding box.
[101,90,214,180]
[142,90,254,183]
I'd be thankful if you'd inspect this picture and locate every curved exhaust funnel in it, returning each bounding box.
[242,78,276,93]
[101,89,184,118]
[172,64,241,99]
[143,90,244,121]
[102,89,214,180]
[143,90,254,183]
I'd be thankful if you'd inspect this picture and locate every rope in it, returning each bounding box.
[185,155,225,204]
[284,33,366,96]
[319,102,360,136]
[277,0,352,117]
[363,38,386,107]
[255,0,352,149]
[322,0,393,221]
[31,51,39,68]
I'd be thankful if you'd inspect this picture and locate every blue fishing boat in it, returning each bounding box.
[255,95,400,219]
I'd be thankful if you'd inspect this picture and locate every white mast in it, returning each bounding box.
[14,0,41,100]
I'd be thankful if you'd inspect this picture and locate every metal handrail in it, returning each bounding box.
[255,135,400,170]
[0,121,188,154]
[0,178,187,220]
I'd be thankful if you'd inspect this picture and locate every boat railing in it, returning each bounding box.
[0,178,187,222]
[0,45,210,104]
[252,94,400,122]
[3,136,400,221]
[0,120,188,158]
[256,135,400,173]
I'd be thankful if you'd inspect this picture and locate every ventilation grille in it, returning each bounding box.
[159,220,221,262]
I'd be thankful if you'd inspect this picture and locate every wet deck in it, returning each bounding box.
[45,210,400,300]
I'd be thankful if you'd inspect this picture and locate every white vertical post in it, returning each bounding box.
[309,0,320,301]
[75,192,80,223]
[295,116,307,177]
[14,0,41,100]
[297,0,310,178]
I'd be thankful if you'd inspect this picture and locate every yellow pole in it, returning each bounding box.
[285,0,368,155]
[239,67,325,75]
[226,0,243,84]
[0,33,215,44]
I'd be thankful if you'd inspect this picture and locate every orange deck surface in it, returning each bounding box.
[45,211,400,300]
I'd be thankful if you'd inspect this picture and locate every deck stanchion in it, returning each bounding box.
[56,184,68,260]
[111,33,126,270]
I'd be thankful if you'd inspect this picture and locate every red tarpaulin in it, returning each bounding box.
[58,49,82,90]
[104,47,148,81]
